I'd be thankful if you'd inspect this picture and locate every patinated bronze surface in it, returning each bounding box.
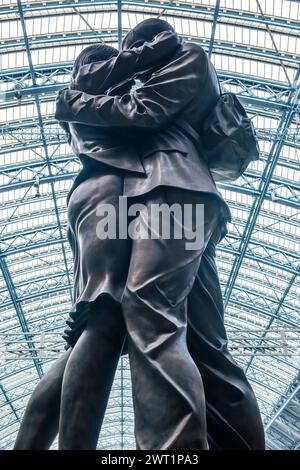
[14,19,264,451]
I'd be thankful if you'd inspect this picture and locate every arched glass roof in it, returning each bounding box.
[0,0,299,450]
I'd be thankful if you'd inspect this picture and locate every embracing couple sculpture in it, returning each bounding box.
[14,18,265,450]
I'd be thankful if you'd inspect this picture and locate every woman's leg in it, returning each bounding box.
[14,300,128,450]
[13,350,71,450]
[58,297,127,449]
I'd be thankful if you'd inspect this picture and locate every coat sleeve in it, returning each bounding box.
[58,120,72,144]
[73,30,181,95]
[55,44,207,133]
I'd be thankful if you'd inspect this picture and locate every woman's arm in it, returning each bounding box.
[73,30,181,95]
[55,43,207,133]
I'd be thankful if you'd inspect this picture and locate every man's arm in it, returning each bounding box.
[58,120,72,144]
[73,30,181,95]
[55,43,207,132]
[58,32,180,144]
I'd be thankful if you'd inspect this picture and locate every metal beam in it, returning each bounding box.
[1,64,293,93]
[224,297,298,328]
[16,0,73,304]
[1,67,296,112]
[117,0,122,50]
[208,0,220,59]
[224,65,300,307]
[1,1,300,34]
[1,19,299,68]
[244,266,300,373]
[1,329,298,360]
[1,172,299,209]
[0,383,19,422]
[0,253,43,379]
[264,374,300,431]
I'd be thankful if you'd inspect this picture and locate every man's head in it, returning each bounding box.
[72,43,118,79]
[122,18,175,50]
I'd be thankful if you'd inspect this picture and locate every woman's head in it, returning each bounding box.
[72,43,119,79]
[122,18,175,50]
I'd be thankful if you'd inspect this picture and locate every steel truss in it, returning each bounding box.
[1,328,299,361]
[0,0,299,451]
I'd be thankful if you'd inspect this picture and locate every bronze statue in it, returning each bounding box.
[14,19,264,450]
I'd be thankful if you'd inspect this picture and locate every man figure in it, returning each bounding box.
[55,18,265,450]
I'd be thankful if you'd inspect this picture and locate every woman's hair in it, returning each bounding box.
[122,18,175,50]
[72,43,119,78]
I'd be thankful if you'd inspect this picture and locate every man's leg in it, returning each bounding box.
[187,233,265,449]
[14,350,71,450]
[123,188,220,450]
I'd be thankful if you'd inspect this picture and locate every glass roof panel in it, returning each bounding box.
[0,0,299,451]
